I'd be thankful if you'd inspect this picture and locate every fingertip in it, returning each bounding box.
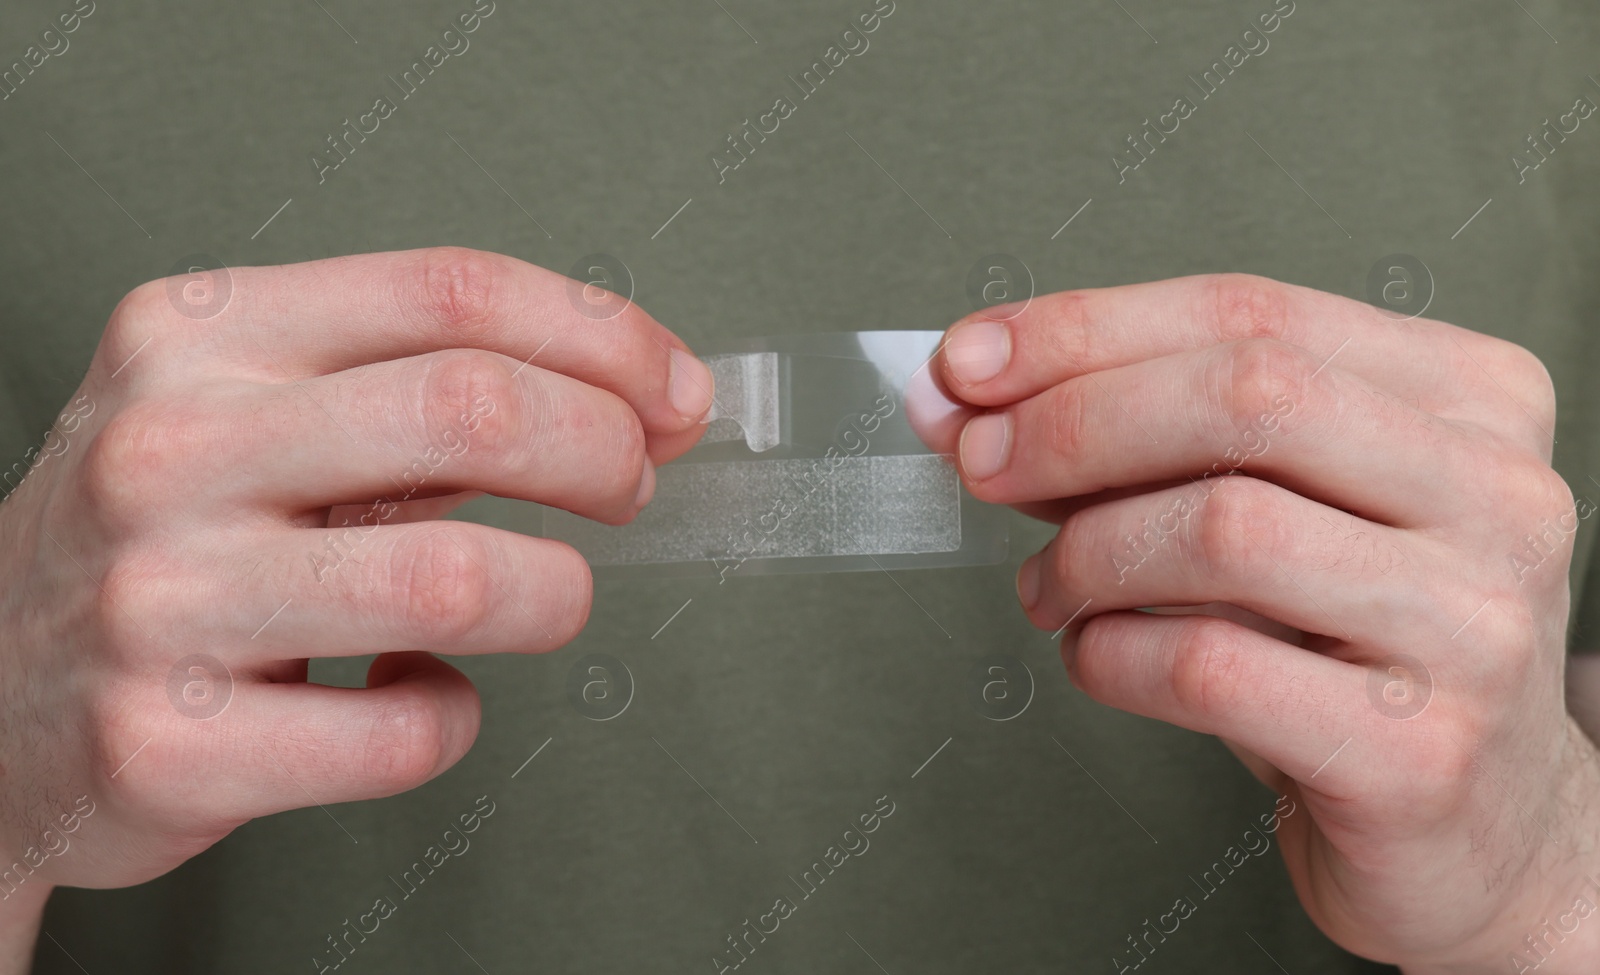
[668,347,715,424]
[943,319,1012,389]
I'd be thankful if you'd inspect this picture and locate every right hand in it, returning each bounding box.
[0,248,713,925]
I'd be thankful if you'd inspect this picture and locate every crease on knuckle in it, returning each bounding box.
[362,694,445,790]
[392,528,494,645]
[421,351,519,466]
[1043,382,1093,463]
[1031,290,1098,369]
[417,247,499,335]
[1170,616,1247,717]
[1207,273,1290,343]
[1223,338,1314,437]
[1192,475,1277,584]
[81,405,196,517]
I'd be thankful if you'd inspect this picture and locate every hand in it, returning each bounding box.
[0,247,714,968]
[919,273,1600,972]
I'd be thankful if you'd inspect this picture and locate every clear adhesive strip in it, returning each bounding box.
[543,454,962,567]
[453,331,1008,576]
[700,352,782,452]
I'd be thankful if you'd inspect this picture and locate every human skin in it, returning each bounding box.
[0,247,715,973]
[921,273,1600,973]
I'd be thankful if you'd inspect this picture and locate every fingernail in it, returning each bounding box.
[945,320,1011,386]
[960,412,1012,481]
[634,459,656,508]
[669,349,715,421]
[1016,554,1042,611]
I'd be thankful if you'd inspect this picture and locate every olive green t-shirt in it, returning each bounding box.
[4,1,1600,972]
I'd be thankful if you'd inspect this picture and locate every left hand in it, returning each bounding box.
[914,273,1600,972]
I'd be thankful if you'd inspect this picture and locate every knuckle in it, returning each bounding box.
[1042,382,1093,460]
[97,551,171,643]
[415,246,500,335]
[1028,290,1098,366]
[1207,273,1291,343]
[1223,338,1314,432]
[80,404,197,517]
[1192,475,1279,582]
[102,281,170,350]
[390,528,495,645]
[420,351,520,461]
[363,694,446,790]
[1169,616,1249,716]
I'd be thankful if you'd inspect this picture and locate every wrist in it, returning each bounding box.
[1407,718,1600,975]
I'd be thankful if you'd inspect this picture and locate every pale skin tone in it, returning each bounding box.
[920,273,1600,973]
[0,255,1594,972]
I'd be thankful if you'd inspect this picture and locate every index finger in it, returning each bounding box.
[936,273,1548,442]
[160,247,716,442]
